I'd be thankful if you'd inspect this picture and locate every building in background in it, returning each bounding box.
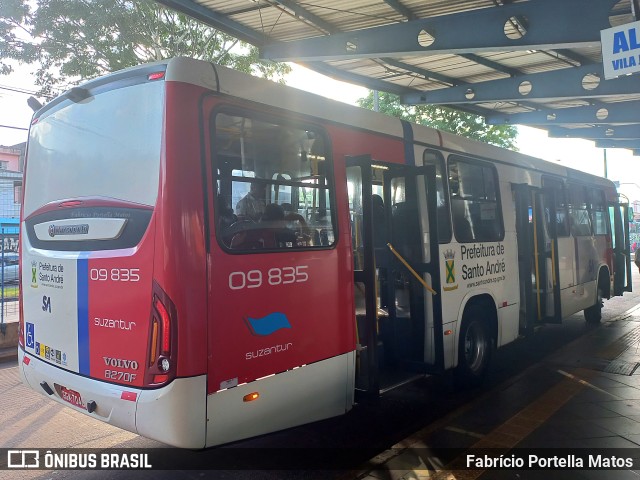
[0,143,23,215]
[0,144,24,251]
[0,144,24,172]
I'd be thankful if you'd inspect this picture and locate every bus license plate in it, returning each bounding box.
[58,386,86,410]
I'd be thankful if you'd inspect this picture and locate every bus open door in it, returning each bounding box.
[513,184,562,334]
[346,155,442,397]
[610,198,632,296]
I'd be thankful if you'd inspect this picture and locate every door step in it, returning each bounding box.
[379,372,425,394]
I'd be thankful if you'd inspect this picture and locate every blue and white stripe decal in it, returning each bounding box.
[401,119,416,166]
[77,254,90,375]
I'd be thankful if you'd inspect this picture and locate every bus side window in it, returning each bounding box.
[568,183,592,236]
[423,149,451,243]
[213,111,337,252]
[590,189,608,235]
[542,177,569,237]
[448,156,503,243]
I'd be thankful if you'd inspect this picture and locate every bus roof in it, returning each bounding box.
[48,56,615,191]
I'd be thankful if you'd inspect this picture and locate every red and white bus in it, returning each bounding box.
[18,57,631,448]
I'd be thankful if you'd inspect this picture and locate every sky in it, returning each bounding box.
[2,61,639,202]
[0,61,35,147]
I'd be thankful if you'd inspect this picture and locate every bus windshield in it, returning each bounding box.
[24,80,164,217]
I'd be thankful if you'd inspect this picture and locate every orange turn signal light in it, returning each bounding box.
[243,392,260,402]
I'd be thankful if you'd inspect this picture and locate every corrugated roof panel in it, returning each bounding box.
[425,62,507,82]
[404,0,514,18]
[300,1,406,31]
[477,102,532,115]
[230,9,318,41]
[166,0,640,147]
[502,56,574,75]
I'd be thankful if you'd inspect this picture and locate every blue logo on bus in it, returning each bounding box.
[26,322,35,349]
[245,312,291,336]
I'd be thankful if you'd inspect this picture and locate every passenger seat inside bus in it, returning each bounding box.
[372,194,386,250]
[451,198,473,242]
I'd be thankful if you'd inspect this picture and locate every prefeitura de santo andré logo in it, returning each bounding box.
[31,261,38,288]
[443,249,458,291]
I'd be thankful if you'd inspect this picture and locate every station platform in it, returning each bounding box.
[349,303,640,480]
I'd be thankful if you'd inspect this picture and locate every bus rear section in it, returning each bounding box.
[18,64,207,449]
[203,101,357,446]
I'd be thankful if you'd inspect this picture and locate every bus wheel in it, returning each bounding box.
[454,306,492,388]
[584,279,604,324]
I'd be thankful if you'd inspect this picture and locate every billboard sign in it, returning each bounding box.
[601,20,640,79]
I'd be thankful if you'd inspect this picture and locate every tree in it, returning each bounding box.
[0,0,37,75]
[358,90,517,150]
[0,0,290,96]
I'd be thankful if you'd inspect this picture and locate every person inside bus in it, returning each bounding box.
[451,198,473,242]
[236,181,267,221]
[261,203,296,248]
[217,195,237,231]
[218,198,238,247]
[230,203,286,249]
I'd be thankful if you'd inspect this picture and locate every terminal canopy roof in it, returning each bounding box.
[157,0,640,153]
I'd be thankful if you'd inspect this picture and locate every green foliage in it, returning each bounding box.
[0,0,37,75]
[0,0,290,95]
[358,90,518,150]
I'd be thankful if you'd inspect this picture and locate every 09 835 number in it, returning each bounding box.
[90,268,140,282]
[229,266,308,290]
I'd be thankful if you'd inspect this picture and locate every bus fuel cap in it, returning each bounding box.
[86,401,97,413]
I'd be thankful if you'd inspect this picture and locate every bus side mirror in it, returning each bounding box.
[629,207,634,222]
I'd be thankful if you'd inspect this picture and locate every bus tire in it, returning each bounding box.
[584,277,605,324]
[454,306,492,388]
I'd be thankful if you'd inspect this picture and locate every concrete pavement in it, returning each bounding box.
[350,301,640,479]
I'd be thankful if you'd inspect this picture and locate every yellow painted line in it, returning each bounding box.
[352,370,591,480]
[432,372,589,479]
[347,308,640,479]
[443,426,485,440]
[556,369,621,399]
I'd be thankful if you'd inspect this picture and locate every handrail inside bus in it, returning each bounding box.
[532,197,542,321]
[387,243,437,295]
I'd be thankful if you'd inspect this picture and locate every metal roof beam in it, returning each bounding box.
[260,0,617,61]
[457,53,520,77]
[300,61,497,118]
[486,101,640,126]
[383,0,417,21]
[270,0,338,34]
[549,125,640,140]
[225,4,269,16]
[402,64,638,105]
[595,139,640,149]
[301,62,416,96]
[156,0,271,45]
[381,58,461,87]
[551,49,590,66]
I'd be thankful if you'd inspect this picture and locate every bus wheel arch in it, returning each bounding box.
[454,295,497,388]
[584,267,609,324]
